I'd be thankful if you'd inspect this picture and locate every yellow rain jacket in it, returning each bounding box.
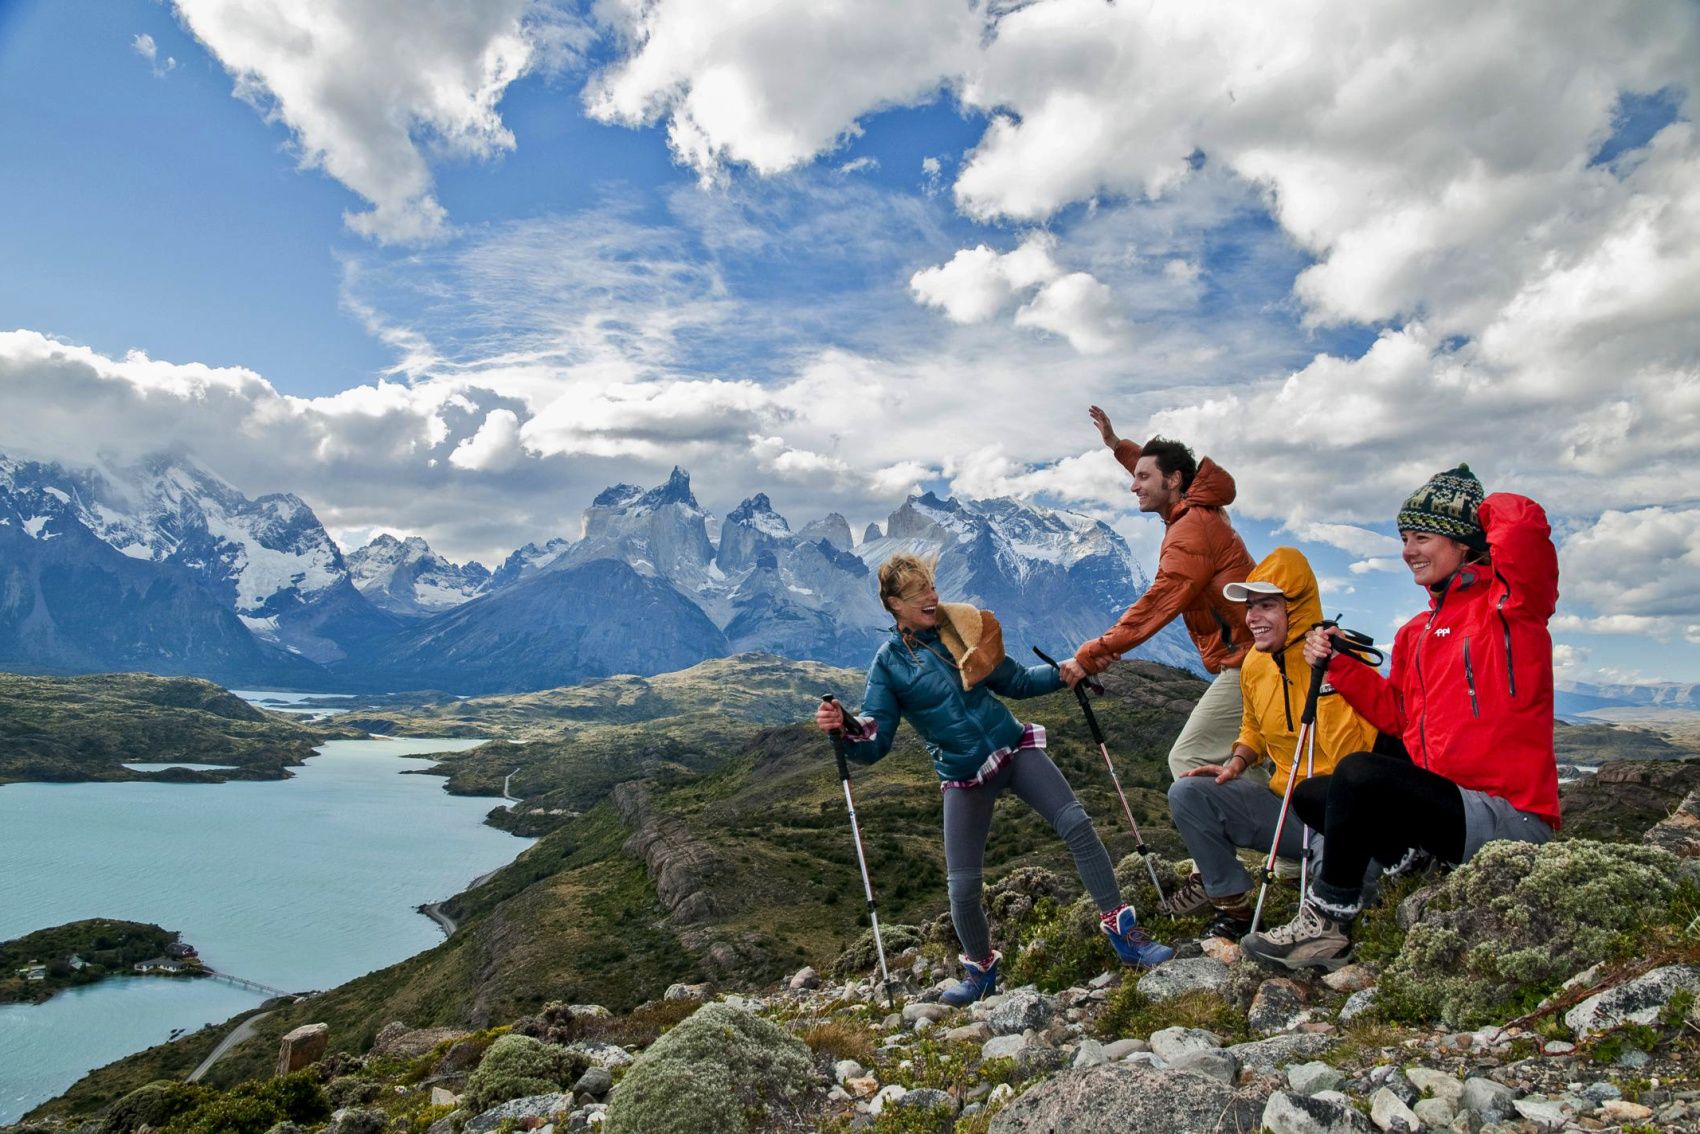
[1235,547,1378,795]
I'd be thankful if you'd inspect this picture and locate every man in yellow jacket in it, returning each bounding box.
[1163,547,1378,940]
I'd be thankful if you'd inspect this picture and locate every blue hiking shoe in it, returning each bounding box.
[939,950,1001,1006]
[1101,906,1174,969]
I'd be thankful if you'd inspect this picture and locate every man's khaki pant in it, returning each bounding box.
[1166,666,1247,781]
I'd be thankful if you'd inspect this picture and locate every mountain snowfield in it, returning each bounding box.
[0,448,1200,691]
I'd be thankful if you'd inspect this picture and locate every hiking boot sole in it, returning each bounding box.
[1240,942,1353,973]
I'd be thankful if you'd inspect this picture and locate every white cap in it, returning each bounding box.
[1223,580,1285,603]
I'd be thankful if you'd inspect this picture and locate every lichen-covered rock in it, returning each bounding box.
[1378,839,1686,1027]
[1560,759,1700,843]
[372,1023,469,1059]
[1261,1090,1373,1134]
[989,1063,1258,1133]
[1135,957,1230,1002]
[988,989,1055,1035]
[1644,788,1700,858]
[463,1034,588,1115]
[602,1003,814,1134]
[462,1092,574,1134]
[276,1024,329,1076]
[1226,1033,1336,1076]
[1249,978,1309,1035]
[1562,964,1700,1037]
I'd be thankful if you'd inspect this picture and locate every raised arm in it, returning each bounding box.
[983,655,1064,700]
[841,655,902,765]
[1075,512,1210,673]
[1477,493,1558,622]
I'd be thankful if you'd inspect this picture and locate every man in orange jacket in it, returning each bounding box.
[1060,407,1256,780]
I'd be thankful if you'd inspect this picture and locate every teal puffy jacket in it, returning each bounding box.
[843,626,1062,782]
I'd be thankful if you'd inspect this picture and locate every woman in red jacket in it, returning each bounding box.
[1242,465,1560,972]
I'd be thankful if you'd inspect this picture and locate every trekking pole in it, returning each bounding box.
[1033,648,1169,913]
[821,695,896,1012]
[1248,620,1383,936]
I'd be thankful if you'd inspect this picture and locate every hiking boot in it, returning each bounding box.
[939,950,1001,1006]
[1165,872,1214,917]
[1101,906,1174,969]
[1381,845,1436,879]
[1203,908,1252,941]
[1240,902,1353,973]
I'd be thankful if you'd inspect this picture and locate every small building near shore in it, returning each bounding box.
[18,964,48,981]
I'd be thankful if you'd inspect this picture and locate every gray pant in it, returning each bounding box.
[943,749,1123,960]
[1167,775,1307,898]
[1167,667,1246,780]
[1461,786,1554,861]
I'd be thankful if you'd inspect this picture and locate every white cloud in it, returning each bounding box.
[1285,522,1401,559]
[1349,558,1403,575]
[1556,506,1700,640]
[910,234,1127,353]
[584,0,980,181]
[132,32,177,77]
[172,0,543,243]
[449,408,524,471]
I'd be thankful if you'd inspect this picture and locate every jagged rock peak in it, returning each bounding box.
[797,513,852,551]
[863,522,883,543]
[727,494,792,537]
[592,483,644,508]
[638,466,698,510]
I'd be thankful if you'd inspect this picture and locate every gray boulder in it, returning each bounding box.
[1249,978,1309,1035]
[1262,1091,1374,1134]
[1227,1033,1336,1076]
[1169,1049,1238,1085]
[1136,957,1230,1002]
[988,989,1055,1035]
[1148,1026,1222,1063]
[464,1094,574,1134]
[1460,1077,1517,1126]
[1288,1061,1344,1096]
[276,1023,329,1075]
[1563,964,1700,1038]
[989,1063,1259,1133]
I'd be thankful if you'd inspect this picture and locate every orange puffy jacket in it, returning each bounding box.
[1075,439,1255,676]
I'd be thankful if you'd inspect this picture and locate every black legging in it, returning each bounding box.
[1292,751,1466,900]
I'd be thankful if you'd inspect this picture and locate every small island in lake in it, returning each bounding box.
[0,918,205,1004]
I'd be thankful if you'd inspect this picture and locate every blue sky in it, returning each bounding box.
[1,0,1697,683]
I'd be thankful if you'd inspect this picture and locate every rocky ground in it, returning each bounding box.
[9,821,1698,1134]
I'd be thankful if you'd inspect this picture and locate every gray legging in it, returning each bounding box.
[944,748,1124,960]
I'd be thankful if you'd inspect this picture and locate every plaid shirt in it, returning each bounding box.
[940,723,1047,790]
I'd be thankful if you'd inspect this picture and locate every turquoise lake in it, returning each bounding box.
[0,737,530,1123]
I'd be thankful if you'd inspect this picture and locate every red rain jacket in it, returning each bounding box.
[1325,494,1561,829]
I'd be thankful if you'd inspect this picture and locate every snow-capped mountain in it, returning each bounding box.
[486,537,572,592]
[347,534,491,618]
[0,451,394,664]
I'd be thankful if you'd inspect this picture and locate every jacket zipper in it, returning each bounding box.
[1275,651,1294,732]
[1212,609,1234,649]
[1412,583,1455,769]
[1496,582,1517,697]
[1462,636,1479,718]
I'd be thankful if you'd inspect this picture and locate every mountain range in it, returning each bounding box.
[0,449,1196,693]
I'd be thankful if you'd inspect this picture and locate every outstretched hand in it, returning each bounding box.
[1088,405,1119,448]
[1058,658,1088,688]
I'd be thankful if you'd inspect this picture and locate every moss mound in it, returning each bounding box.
[1378,839,1688,1027]
[462,1034,586,1114]
[603,1003,815,1134]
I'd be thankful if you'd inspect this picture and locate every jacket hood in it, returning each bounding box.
[1245,546,1324,650]
[1178,458,1236,512]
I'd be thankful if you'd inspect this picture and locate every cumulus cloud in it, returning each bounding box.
[449,408,524,471]
[172,0,542,243]
[910,234,1128,353]
[584,0,980,181]
[1557,506,1700,640]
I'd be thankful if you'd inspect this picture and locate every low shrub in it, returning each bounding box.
[462,1034,586,1115]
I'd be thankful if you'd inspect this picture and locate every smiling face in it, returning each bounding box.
[886,582,940,632]
[1244,593,1290,652]
[1401,529,1470,588]
[1132,455,1184,515]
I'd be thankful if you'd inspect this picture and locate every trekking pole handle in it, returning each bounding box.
[1303,619,1381,726]
[821,695,852,781]
[1031,646,1105,695]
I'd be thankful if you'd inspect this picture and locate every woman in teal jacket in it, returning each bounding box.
[815,553,1172,1004]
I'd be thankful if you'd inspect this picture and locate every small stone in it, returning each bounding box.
[1406,1068,1464,1106]
[1460,1077,1516,1125]
[430,1088,459,1107]
[1512,1096,1575,1129]
[895,1087,956,1114]
[1412,1097,1456,1126]
[944,1021,990,1043]
[1448,1032,1473,1050]
[1072,1039,1108,1069]
[868,1084,907,1117]
[1227,1032,1337,1076]
[1338,988,1378,1023]
[903,1002,951,1024]
[1541,1040,1575,1055]
[981,1033,1028,1060]
[1170,1048,1238,1085]
[569,1070,608,1102]
[566,1042,633,1070]
[1579,1082,1620,1104]
[1370,1087,1420,1132]
[662,982,710,1001]
[1102,1038,1147,1060]
[833,1059,866,1084]
[1598,1099,1652,1122]
[1321,964,1376,993]
[1199,936,1242,964]
[1562,964,1700,1038]
[1288,1061,1345,1096]
[565,1004,610,1018]
[1088,970,1117,989]
[788,966,820,991]
[1249,978,1310,1036]
[1615,1047,1651,1069]
[1149,1026,1223,1063]
[845,1075,879,1098]
[989,1083,1015,1106]
[1300,1021,1336,1034]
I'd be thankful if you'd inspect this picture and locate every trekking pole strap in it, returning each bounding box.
[822,694,853,782]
